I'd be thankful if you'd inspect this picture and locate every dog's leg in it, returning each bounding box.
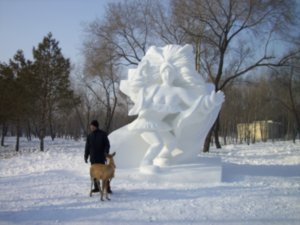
[101,180,105,201]
[89,179,93,197]
[107,179,112,194]
[94,179,102,201]
[105,180,110,200]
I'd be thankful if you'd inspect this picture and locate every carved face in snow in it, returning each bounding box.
[160,62,176,86]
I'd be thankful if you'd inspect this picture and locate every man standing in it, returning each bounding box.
[85,120,111,193]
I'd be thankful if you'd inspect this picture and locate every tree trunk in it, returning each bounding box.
[104,97,118,133]
[49,122,55,141]
[203,126,214,152]
[292,125,297,144]
[39,124,45,151]
[223,123,227,145]
[26,121,32,141]
[86,105,91,137]
[214,115,222,149]
[104,105,112,133]
[15,120,20,152]
[40,137,44,151]
[1,133,4,147]
[195,39,201,72]
[39,101,46,151]
[49,112,55,141]
[73,100,87,137]
[16,135,20,152]
[1,123,8,146]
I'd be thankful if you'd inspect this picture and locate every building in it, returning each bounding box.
[237,120,282,143]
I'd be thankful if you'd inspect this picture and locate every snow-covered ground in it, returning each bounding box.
[0,137,299,225]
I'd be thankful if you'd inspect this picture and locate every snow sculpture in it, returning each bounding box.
[109,44,224,170]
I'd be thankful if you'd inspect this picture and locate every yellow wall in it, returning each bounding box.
[237,121,280,142]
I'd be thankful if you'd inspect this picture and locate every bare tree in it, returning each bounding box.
[148,1,187,45]
[270,58,300,142]
[172,0,300,151]
[84,0,161,66]
[82,41,119,133]
[82,0,167,132]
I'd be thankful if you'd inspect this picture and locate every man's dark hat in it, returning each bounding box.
[90,120,99,128]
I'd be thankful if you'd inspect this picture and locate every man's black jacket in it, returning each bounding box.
[84,129,110,164]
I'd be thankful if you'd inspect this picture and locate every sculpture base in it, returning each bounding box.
[133,156,222,184]
[153,157,172,167]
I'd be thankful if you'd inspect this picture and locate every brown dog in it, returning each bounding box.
[89,152,116,201]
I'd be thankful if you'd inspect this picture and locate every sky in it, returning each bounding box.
[1,0,299,67]
[0,0,117,64]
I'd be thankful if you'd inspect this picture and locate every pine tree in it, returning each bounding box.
[32,33,75,151]
[9,50,33,151]
[0,51,33,149]
[0,62,14,146]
